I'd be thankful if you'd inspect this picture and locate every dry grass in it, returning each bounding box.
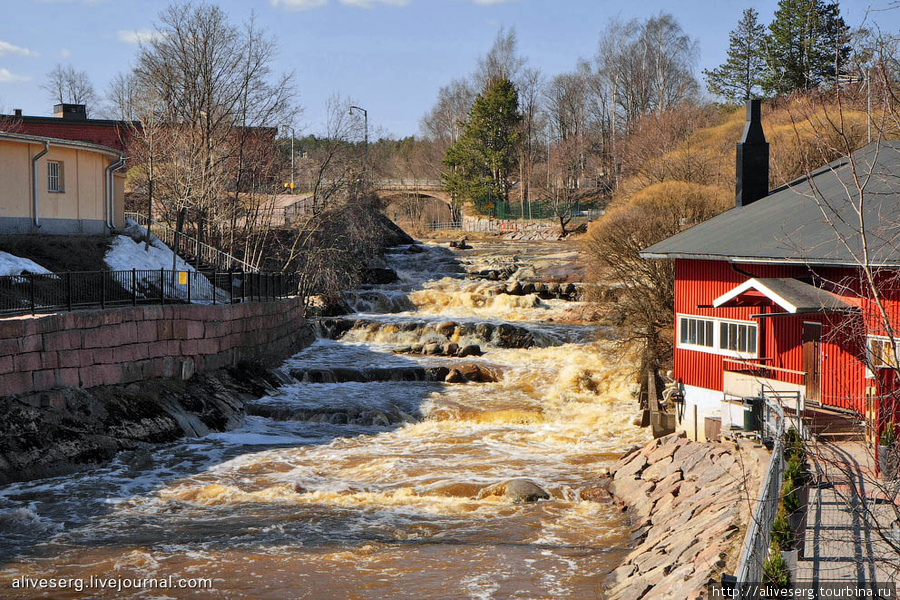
[0,235,113,273]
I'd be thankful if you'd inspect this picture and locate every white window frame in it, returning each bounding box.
[867,335,899,372]
[676,314,758,359]
[677,315,716,351]
[47,161,64,193]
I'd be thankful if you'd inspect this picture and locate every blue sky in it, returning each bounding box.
[0,0,896,138]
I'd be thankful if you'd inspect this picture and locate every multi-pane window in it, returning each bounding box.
[47,161,63,192]
[869,337,898,369]
[677,314,758,357]
[720,321,757,354]
[679,316,714,348]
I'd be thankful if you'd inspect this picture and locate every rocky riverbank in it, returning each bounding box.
[602,432,766,599]
[0,326,316,485]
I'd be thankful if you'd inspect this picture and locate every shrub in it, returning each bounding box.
[771,506,794,551]
[781,478,800,515]
[763,543,792,589]
[783,427,804,462]
[881,422,896,448]
[785,453,810,489]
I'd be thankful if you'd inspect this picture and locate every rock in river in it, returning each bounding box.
[477,479,551,503]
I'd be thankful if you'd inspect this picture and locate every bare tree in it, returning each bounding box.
[42,64,97,113]
[131,1,296,263]
[101,72,139,121]
[474,27,525,91]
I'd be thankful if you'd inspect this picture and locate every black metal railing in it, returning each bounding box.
[0,269,299,317]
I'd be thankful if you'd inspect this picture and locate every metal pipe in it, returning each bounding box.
[32,141,49,227]
[105,157,126,229]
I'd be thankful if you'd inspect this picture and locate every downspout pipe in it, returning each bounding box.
[32,141,49,228]
[105,157,125,229]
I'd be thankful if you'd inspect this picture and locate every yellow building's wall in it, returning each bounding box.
[0,142,32,218]
[0,138,120,233]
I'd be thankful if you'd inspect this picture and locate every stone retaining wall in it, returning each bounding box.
[0,298,311,397]
[604,433,767,599]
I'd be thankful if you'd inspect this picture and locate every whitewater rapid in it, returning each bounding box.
[0,240,648,599]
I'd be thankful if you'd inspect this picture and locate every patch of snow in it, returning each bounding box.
[105,234,196,274]
[0,251,58,281]
[104,222,227,303]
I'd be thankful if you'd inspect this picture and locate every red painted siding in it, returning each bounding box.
[674,259,804,392]
[672,259,880,415]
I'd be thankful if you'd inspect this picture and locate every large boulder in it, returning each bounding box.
[358,267,399,285]
[436,321,457,338]
[494,323,534,348]
[477,479,551,503]
[458,344,483,357]
[456,363,498,383]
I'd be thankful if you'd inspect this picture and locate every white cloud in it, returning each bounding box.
[116,29,159,45]
[0,69,30,84]
[271,0,408,9]
[0,41,38,58]
[60,48,72,59]
[270,0,328,10]
[339,0,409,6]
[29,0,111,4]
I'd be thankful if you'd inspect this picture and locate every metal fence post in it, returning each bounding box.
[29,273,35,315]
[242,271,246,303]
[160,268,165,305]
[212,269,217,305]
[187,271,192,304]
[67,272,72,312]
[229,270,234,304]
[132,269,136,306]
[101,274,106,309]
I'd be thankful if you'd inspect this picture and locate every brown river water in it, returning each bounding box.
[0,241,648,599]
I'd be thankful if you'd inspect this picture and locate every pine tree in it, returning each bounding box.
[763,0,850,95]
[442,77,522,215]
[704,9,767,102]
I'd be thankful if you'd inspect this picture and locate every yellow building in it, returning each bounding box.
[0,132,125,235]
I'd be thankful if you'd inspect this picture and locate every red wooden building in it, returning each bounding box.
[642,100,899,441]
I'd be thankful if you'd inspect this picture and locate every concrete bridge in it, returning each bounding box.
[374,180,452,205]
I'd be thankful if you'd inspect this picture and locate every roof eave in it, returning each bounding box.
[639,250,898,268]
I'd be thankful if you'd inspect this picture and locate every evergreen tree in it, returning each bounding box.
[442,77,522,215]
[703,9,766,102]
[763,0,850,95]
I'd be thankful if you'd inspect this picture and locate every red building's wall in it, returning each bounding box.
[673,259,871,414]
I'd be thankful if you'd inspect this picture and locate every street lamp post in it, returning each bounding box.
[349,105,368,177]
[290,128,295,194]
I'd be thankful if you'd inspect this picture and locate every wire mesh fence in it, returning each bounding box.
[734,393,787,585]
[0,269,299,317]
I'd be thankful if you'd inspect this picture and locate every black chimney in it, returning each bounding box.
[53,103,87,121]
[735,99,769,208]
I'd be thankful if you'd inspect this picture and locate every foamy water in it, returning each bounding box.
[0,241,648,599]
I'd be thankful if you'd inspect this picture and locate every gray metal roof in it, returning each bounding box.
[641,141,900,266]
[713,278,856,313]
[0,131,123,160]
